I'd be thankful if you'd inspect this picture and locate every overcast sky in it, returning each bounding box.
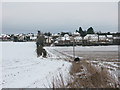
[2,2,118,34]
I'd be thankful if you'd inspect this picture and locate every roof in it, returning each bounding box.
[52,33,59,36]
[54,41,58,43]
[74,36,82,40]
[64,34,69,37]
[99,36,106,38]
[107,35,113,38]
[84,34,98,40]
[73,32,80,35]
[30,37,37,40]
[113,37,120,39]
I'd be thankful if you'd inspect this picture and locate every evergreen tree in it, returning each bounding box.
[79,27,83,34]
[80,30,87,38]
[87,27,95,34]
[44,32,51,36]
[47,32,51,36]
[76,27,87,38]
[76,30,78,32]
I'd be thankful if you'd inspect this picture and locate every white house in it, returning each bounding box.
[99,35,107,42]
[74,36,82,43]
[0,34,2,41]
[64,34,70,41]
[30,36,37,41]
[107,35,113,38]
[84,34,98,42]
[2,34,10,40]
[106,35,113,44]
[52,33,59,37]
[45,36,52,44]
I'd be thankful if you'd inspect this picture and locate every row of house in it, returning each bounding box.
[0,32,120,46]
[53,32,120,46]
[0,33,37,42]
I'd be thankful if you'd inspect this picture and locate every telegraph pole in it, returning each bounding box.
[73,35,75,59]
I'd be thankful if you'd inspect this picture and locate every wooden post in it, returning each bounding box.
[98,34,99,42]
[48,36,49,46]
[73,36,75,59]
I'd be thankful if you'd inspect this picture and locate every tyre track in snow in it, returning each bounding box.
[49,48,119,73]
[47,48,119,76]
[45,48,74,62]
[3,61,42,69]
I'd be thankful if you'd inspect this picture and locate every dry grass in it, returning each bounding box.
[49,73,67,88]
[50,60,119,88]
[68,61,119,88]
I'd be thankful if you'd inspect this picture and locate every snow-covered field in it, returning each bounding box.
[1,42,119,88]
[1,42,71,88]
[49,46,119,77]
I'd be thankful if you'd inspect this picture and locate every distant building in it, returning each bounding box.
[2,34,11,41]
[30,36,37,41]
[73,32,80,36]
[74,36,82,44]
[0,35,2,41]
[98,35,107,42]
[106,35,113,44]
[84,34,98,42]
[45,36,52,46]
[113,36,120,45]
[54,34,71,46]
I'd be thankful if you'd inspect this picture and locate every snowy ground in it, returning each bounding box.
[1,42,119,88]
[1,42,71,88]
[48,46,119,83]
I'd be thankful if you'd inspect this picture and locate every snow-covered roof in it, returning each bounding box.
[52,33,59,36]
[107,35,113,38]
[73,32,80,36]
[34,34,37,37]
[19,36,24,40]
[44,36,48,38]
[27,33,33,36]
[99,35,106,38]
[45,36,52,39]
[51,38,53,41]
[30,37,37,40]
[3,35,10,38]
[110,32,117,33]
[64,34,69,37]
[0,34,10,37]
[99,35,106,40]
[113,37,120,39]
[0,34,5,36]
[14,34,19,36]
[54,41,58,43]
[19,34,24,36]
[74,36,82,40]
[86,34,98,37]
[84,34,98,40]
